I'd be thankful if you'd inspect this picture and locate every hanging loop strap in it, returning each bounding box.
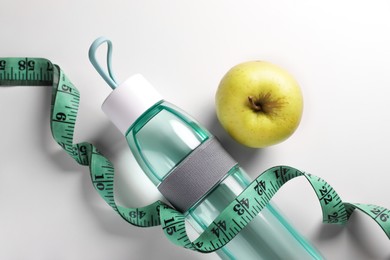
[89,36,118,89]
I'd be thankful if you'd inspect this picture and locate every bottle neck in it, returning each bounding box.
[125,101,211,187]
[124,100,165,136]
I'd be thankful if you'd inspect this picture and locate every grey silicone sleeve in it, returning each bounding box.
[157,137,237,213]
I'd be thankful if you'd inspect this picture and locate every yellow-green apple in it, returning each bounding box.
[215,61,303,148]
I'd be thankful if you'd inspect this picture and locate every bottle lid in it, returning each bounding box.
[102,74,163,134]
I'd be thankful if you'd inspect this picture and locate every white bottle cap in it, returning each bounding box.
[102,74,163,135]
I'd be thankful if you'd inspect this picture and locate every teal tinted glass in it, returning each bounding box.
[126,102,210,185]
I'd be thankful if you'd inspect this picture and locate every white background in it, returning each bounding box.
[1,0,390,259]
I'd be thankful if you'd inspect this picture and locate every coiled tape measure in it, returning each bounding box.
[0,57,389,253]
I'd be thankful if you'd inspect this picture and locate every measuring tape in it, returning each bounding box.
[1,57,389,253]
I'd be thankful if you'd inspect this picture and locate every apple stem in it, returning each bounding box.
[248,96,263,112]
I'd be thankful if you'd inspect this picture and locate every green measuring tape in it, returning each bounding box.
[1,57,389,253]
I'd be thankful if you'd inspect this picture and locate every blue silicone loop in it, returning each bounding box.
[89,37,118,89]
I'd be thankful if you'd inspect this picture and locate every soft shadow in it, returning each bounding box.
[345,213,390,260]
[313,212,390,260]
[314,223,345,240]
[204,110,268,167]
[87,120,126,156]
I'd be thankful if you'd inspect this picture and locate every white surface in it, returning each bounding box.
[102,74,162,134]
[1,0,390,259]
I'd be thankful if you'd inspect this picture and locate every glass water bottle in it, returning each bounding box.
[101,74,323,260]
